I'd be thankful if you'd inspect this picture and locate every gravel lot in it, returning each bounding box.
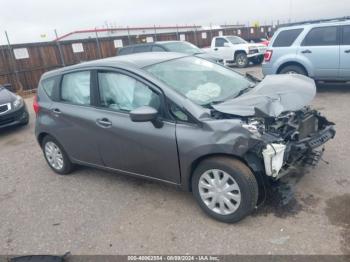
[0,66,349,255]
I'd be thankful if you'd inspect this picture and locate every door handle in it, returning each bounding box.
[214,48,218,51]
[301,49,312,54]
[345,49,350,53]
[96,118,112,128]
[51,108,61,115]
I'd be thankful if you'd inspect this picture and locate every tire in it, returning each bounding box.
[279,65,307,76]
[252,55,264,65]
[42,135,73,175]
[235,53,249,68]
[192,156,258,223]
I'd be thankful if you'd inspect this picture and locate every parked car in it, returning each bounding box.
[117,40,223,64]
[262,19,350,81]
[0,85,29,128]
[34,53,335,223]
[203,35,267,67]
[248,38,270,46]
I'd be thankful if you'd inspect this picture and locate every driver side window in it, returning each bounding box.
[215,38,228,47]
[98,72,160,112]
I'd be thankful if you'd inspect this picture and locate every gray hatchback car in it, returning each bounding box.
[34,53,335,223]
[262,19,350,81]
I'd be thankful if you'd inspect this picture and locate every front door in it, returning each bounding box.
[213,37,233,61]
[93,70,180,183]
[340,25,350,80]
[298,26,340,80]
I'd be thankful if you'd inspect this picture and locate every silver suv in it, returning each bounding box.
[262,19,350,81]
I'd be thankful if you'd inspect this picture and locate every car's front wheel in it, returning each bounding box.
[192,157,258,223]
[42,135,73,175]
[235,53,249,68]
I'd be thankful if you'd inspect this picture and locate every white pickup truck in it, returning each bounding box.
[203,36,267,68]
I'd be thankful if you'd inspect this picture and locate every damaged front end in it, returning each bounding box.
[211,74,336,180]
[247,108,335,179]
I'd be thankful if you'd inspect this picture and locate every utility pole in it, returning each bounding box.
[54,29,65,66]
[4,31,23,92]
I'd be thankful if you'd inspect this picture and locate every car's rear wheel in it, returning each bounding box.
[42,136,73,175]
[279,65,307,76]
[235,53,249,68]
[192,157,258,223]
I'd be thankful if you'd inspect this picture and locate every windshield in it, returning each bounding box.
[145,56,253,105]
[226,36,247,44]
[160,42,203,55]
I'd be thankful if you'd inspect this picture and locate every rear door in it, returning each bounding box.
[340,25,350,80]
[213,37,233,60]
[299,26,340,79]
[50,70,103,165]
[92,69,180,183]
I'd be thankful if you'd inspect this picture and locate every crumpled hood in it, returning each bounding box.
[0,87,15,104]
[212,74,316,117]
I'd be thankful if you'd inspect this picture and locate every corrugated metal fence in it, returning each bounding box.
[0,25,273,92]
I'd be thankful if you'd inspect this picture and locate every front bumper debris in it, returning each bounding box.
[262,125,335,180]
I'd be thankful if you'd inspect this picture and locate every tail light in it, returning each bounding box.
[264,50,273,62]
[33,95,40,114]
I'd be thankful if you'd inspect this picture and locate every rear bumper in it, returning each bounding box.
[262,63,275,75]
[0,104,29,128]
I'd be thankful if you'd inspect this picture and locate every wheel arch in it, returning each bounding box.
[37,132,50,147]
[277,61,309,76]
[187,152,265,193]
[234,50,247,59]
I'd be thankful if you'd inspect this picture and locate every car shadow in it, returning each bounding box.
[0,123,30,137]
[316,82,350,93]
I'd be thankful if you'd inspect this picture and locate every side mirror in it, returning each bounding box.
[223,42,230,47]
[130,106,158,122]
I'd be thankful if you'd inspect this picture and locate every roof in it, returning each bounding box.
[55,26,201,41]
[118,40,191,49]
[42,52,188,79]
[277,19,350,31]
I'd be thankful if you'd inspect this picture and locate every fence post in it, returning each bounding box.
[154,25,157,42]
[54,29,65,67]
[95,28,102,58]
[209,23,213,40]
[176,25,179,40]
[193,24,198,46]
[4,31,23,92]
[127,26,131,45]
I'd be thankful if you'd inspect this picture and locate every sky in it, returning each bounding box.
[0,0,349,44]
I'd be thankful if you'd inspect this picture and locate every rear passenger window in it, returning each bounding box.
[133,45,151,53]
[302,26,339,46]
[342,26,350,45]
[152,45,166,52]
[118,47,132,55]
[41,77,58,98]
[272,29,303,47]
[61,71,90,105]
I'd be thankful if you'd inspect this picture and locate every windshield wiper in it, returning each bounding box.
[234,85,254,98]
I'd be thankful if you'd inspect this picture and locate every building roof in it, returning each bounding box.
[55,25,201,41]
